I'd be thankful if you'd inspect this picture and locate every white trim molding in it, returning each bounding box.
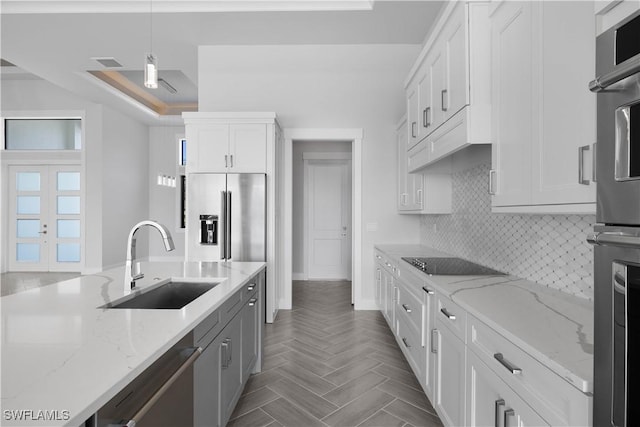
[282,128,363,310]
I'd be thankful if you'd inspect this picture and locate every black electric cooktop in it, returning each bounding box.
[401,257,505,276]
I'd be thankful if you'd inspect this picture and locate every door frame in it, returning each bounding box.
[282,128,363,309]
[303,153,352,281]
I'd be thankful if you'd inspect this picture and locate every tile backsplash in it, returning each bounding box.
[420,162,595,300]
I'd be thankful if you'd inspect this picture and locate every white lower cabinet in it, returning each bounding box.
[373,250,591,427]
[434,318,466,427]
[467,350,548,427]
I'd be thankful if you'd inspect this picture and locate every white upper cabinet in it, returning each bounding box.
[405,1,491,172]
[185,119,267,173]
[490,1,596,213]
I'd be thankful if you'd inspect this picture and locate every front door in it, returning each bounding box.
[306,159,352,280]
[8,165,83,272]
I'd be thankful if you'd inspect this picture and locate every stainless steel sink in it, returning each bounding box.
[104,281,219,309]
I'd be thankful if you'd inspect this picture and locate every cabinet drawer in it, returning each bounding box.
[436,294,466,342]
[397,281,423,335]
[396,309,424,380]
[467,314,591,427]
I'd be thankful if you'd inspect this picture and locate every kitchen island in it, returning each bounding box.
[1,261,265,427]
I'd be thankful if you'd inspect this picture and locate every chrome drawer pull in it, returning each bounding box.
[248,298,257,306]
[402,337,410,348]
[247,284,256,291]
[504,408,515,427]
[494,353,522,374]
[431,329,438,354]
[440,308,456,320]
[422,286,434,295]
[402,304,412,313]
[495,399,505,427]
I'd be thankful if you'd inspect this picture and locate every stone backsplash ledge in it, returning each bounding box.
[420,162,594,301]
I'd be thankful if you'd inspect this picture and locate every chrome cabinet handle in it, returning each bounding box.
[578,145,590,185]
[377,269,381,280]
[124,347,202,427]
[221,340,230,369]
[589,59,640,92]
[441,89,448,111]
[431,329,438,353]
[422,286,434,295]
[230,154,234,167]
[440,307,456,320]
[504,408,515,427]
[411,122,417,138]
[592,142,597,182]
[247,284,256,291]
[224,154,228,168]
[248,298,257,307]
[588,232,640,249]
[488,169,496,195]
[495,399,505,427]
[402,304,412,313]
[402,337,410,348]
[494,353,522,374]
[416,189,423,205]
[423,107,431,128]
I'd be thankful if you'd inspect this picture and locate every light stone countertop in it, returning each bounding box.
[1,261,266,427]
[375,244,593,394]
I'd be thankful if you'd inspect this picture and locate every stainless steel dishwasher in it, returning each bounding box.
[95,333,201,427]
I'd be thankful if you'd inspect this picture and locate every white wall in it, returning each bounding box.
[100,107,149,269]
[148,126,186,260]
[198,44,422,308]
[292,140,351,278]
[1,78,149,272]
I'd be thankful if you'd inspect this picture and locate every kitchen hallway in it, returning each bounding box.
[228,280,443,427]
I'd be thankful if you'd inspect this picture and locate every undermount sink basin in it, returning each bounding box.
[105,281,219,309]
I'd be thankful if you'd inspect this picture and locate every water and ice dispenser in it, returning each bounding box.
[199,215,218,245]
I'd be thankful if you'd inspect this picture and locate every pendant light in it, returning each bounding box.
[144,0,157,89]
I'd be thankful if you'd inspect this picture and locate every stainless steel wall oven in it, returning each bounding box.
[588,9,640,427]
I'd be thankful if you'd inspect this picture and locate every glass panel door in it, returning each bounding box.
[9,166,49,271]
[8,165,82,272]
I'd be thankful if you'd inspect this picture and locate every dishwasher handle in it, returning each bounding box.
[121,347,202,427]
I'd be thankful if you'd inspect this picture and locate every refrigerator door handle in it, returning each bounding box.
[226,191,232,260]
[221,191,227,259]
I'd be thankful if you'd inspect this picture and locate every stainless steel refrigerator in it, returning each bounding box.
[186,173,266,262]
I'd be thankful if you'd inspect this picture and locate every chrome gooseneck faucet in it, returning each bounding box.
[125,220,175,291]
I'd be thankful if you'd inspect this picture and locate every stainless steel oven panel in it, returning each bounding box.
[591,225,640,427]
[594,9,640,225]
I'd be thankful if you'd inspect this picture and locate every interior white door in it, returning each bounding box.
[306,159,351,280]
[8,165,83,272]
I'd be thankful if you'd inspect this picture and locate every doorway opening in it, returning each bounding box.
[294,143,352,282]
[282,129,363,311]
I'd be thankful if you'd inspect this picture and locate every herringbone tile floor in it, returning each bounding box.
[228,280,444,427]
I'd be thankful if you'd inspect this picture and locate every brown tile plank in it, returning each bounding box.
[322,389,395,427]
[261,397,327,427]
[269,378,339,420]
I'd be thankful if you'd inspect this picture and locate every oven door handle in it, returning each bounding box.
[589,58,640,92]
[587,232,640,248]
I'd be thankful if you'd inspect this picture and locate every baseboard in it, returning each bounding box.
[354,298,378,310]
[292,273,307,281]
[278,298,292,310]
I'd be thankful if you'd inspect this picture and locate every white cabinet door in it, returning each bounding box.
[397,120,411,211]
[220,313,243,426]
[418,68,433,140]
[531,1,596,206]
[422,286,436,401]
[491,1,596,211]
[229,124,267,173]
[490,0,534,207]
[188,124,229,173]
[241,292,259,382]
[467,350,549,427]
[442,1,468,120]
[428,49,446,131]
[407,83,420,149]
[375,264,383,310]
[434,324,466,427]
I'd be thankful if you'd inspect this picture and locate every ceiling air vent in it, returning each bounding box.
[92,57,123,68]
